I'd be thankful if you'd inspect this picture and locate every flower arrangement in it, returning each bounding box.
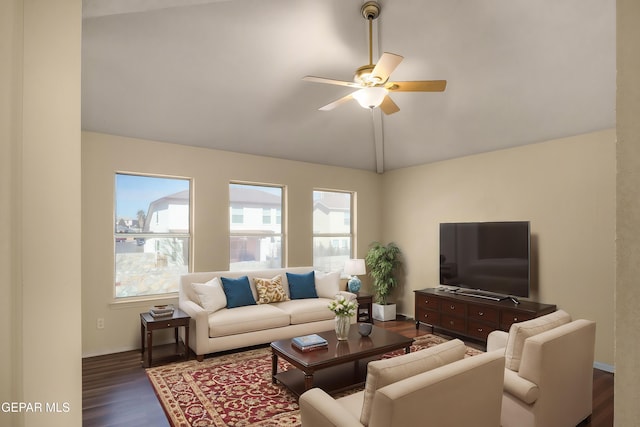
[328,294,357,317]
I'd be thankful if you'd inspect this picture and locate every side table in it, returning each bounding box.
[140,308,190,367]
[356,293,373,323]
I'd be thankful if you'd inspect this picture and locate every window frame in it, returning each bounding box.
[113,172,193,299]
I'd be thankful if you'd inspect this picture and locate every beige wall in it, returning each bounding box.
[616,0,640,423]
[81,132,382,356]
[0,1,21,424]
[2,0,82,426]
[381,130,616,367]
[82,129,617,367]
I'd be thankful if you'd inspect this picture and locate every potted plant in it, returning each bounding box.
[365,242,402,321]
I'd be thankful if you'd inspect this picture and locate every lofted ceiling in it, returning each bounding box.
[82,0,615,173]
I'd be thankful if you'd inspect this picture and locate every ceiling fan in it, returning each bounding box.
[303,1,447,115]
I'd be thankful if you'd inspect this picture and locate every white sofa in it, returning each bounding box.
[300,339,506,427]
[179,266,355,360]
[487,310,596,427]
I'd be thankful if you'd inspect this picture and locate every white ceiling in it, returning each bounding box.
[81,0,616,172]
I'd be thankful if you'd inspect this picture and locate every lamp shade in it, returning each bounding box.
[352,87,388,109]
[344,259,366,276]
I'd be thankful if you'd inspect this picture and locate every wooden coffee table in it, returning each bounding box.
[270,325,413,397]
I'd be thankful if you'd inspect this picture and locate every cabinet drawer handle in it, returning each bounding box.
[449,320,454,326]
[477,328,484,332]
[478,312,484,316]
[513,317,518,322]
[450,305,455,310]
[425,299,429,304]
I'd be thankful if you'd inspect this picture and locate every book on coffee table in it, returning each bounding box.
[291,334,328,352]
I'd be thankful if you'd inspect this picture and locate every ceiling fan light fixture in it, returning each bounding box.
[354,64,385,86]
[352,87,388,109]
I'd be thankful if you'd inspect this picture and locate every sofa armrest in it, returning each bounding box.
[299,388,364,427]
[487,330,509,352]
[337,290,357,300]
[503,367,539,404]
[178,299,210,357]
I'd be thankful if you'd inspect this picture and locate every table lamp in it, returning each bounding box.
[344,259,366,293]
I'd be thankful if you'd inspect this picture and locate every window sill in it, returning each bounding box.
[109,293,179,310]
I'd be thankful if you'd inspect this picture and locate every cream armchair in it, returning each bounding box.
[299,339,505,427]
[487,310,596,427]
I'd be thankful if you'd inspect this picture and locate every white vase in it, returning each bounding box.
[372,303,396,322]
[335,315,351,340]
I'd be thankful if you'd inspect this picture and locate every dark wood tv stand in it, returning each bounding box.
[414,288,556,343]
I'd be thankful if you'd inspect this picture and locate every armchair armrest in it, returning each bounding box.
[503,367,539,404]
[299,388,364,427]
[487,330,509,352]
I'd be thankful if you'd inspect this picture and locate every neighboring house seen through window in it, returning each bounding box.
[229,183,283,271]
[114,173,191,298]
[313,190,353,272]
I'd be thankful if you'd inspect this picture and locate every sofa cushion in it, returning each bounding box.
[287,271,318,299]
[207,304,290,337]
[221,276,257,308]
[314,271,341,299]
[253,275,289,304]
[504,309,571,371]
[273,298,336,324]
[360,339,466,425]
[191,277,226,313]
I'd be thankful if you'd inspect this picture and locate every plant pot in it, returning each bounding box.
[372,303,396,322]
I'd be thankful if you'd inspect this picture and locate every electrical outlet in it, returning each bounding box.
[97,318,104,329]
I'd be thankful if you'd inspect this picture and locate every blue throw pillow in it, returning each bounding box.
[221,276,256,308]
[287,271,318,299]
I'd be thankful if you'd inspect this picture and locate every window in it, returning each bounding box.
[231,207,243,224]
[229,183,283,271]
[313,190,353,272]
[262,208,272,224]
[114,173,191,298]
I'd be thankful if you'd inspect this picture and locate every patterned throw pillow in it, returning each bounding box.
[254,275,289,304]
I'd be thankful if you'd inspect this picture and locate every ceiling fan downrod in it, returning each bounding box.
[356,1,381,85]
[361,1,380,66]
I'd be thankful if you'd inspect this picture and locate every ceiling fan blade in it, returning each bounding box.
[380,95,400,115]
[303,76,363,88]
[371,52,404,83]
[386,80,447,92]
[319,93,354,111]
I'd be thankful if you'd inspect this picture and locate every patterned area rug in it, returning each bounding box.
[146,334,482,427]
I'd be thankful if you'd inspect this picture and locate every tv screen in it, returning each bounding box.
[439,221,530,298]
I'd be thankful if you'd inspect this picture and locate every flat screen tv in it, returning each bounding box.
[439,221,530,299]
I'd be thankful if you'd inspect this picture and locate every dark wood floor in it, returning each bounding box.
[82,319,614,427]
